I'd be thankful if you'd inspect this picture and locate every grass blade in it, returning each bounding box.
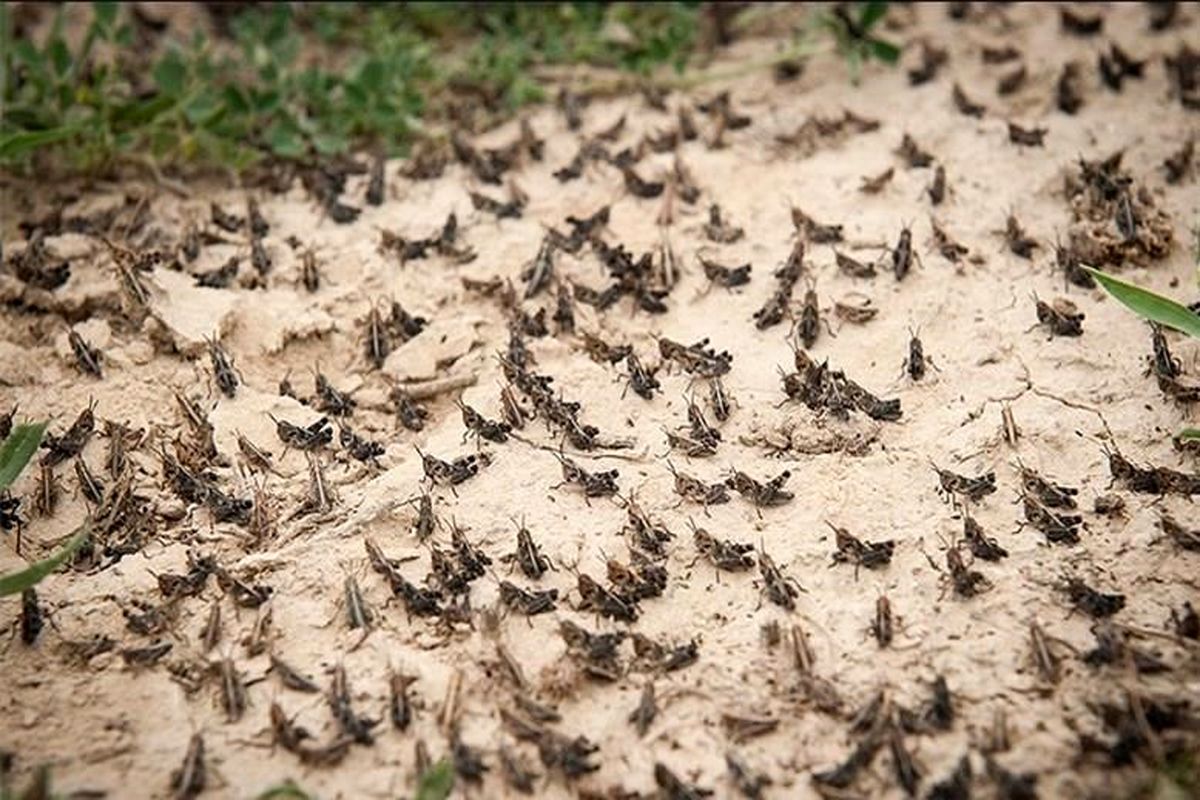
[867,37,901,63]
[0,523,90,596]
[0,423,47,490]
[414,760,454,800]
[0,126,82,160]
[858,1,889,31]
[1084,267,1200,339]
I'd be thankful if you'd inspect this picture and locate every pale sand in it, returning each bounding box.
[1,3,1198,799]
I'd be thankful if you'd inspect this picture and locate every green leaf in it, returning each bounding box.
[355,59,386,95]
[113,94,175,126]
[11,39,48,80]
[866,37,901,64]
[264,121,305,158]
[312,131,348,156]
[153,50,187,96]
[222,85,250,114]
[343,81,368,109]
[93,1,118,30]
[0,524,89,596]
[252,88,282,114]
[0,126,82,160]
[1084,267,1200,339]
[183,89,223,126]
[414,760,454,800]
[0,423,46,489]
[255,781,313,800]
[49,37,72,76]
[858,1,889,32]
[1178,428,1200,443]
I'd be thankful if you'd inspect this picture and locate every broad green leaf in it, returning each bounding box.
[1084,267,1200,339]
[858,1,889,31]
[253,88,283,114]
[0,524,89,596]
[414,760,454,800]
[154,50,188,96]
[222,85,250,114]
[0,423,46,489]
[1179,428,1200,442]
[183,89,223,126]
[0,126,81,160]
[265,121,304,158]
[867,37,901,64]
[113,94,175,126]
[93,1,118,30]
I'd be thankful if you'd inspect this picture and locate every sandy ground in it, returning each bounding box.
[2,3,1199,799]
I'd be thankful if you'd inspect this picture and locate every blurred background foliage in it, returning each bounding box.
[0,1,709,172]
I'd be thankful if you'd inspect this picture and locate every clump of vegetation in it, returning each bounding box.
[414,760,454,800]
[818,1,900,82]
[0,2,704,173]
[0,422,89,596]
[1,3,898,176]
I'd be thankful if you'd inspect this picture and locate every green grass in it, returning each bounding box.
[0,423,46,488]
[1084,267,1200,339]
[0,423,90,597]
[1,3,897,176]
[1085,267,1200,444]
[414,760,453,800]
[0,2,705,173]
